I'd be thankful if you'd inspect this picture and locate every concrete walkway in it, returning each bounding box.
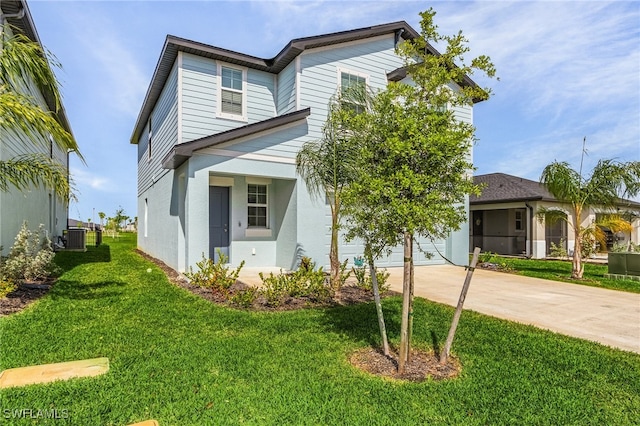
[385,265,640,354]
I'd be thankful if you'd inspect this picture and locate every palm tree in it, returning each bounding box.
[540,158,640,279]
[295,91,360,289]
[98,211,106,229]
[0,24,82,199]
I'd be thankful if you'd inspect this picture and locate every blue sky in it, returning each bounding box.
[26,0,640,222]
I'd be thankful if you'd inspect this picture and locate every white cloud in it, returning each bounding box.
[70,167,116,193]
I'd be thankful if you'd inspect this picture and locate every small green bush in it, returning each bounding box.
[352,264,390,293]
[230,287,259,308]
[1,223,60,282]
[259,266,331,306]
[259,271,289,306]
[549,239,568,259]
[0,278,16,298]
[479,251,495,264]
[185,251,245,293]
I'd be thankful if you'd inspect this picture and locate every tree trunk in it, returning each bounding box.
[407,247,415,362]
[571,206,584,279]
[368,255,390,357]
[398,232,412,374]
[440,247,480,364]
[329,206,340,290]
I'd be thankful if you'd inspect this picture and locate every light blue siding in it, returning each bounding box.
[180,53,276,143]
[246,69,276,121]
[137,61,178,196]
[277,62,297,114]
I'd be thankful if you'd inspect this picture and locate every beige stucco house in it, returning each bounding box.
[470,173,640,258]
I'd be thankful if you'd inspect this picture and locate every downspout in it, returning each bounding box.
[1,7,26,23]
[394,28,405,48]
[525,203,534,258]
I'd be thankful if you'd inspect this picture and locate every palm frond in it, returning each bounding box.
[0,90,82,159]
[0,154,75,201]
[0,25,62,110]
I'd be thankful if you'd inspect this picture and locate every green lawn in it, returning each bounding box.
[481,254,640,293]
[1,234,639,425]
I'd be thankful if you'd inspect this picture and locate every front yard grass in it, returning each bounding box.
[482,254,640,293]
[1,234,639,425]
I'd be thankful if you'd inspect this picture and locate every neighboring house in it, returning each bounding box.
[132,22,481,272]
[470,173,640,258]
[0,0,72,253]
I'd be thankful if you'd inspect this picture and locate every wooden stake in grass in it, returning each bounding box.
[440,247,481,365]
[398,232,412,374]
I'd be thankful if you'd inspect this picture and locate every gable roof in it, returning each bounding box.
[0,0,73,134]
[161,107,311,170]
[472,172,640,209]
[131,21,423,145]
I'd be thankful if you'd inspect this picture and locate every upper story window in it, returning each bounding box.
[217,63,247,121]
[337,67,368,114]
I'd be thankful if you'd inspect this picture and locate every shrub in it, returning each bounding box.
[230,287,259,308]
[479,251,494,264]
[185,251,245,293]
[259,270,289,307]
[337,258,351,288]
[258,265,332,306]
[549,239,568,259]
[1,223,59,282]
[353,264,390,293]
[0,278,16,298]
[299,256,314,272]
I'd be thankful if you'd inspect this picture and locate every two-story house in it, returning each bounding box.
[1,0,73,253]
[131,22,478,272]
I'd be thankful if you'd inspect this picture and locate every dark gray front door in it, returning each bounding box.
[209,186,230,262]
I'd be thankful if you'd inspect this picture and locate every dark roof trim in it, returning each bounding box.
[161,107,311,169]
[131,21,420,144]
[1,0,73,135]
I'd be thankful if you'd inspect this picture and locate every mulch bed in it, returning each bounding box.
[349,347,461,382]
[0,282,53,317]
[135,249,397,311]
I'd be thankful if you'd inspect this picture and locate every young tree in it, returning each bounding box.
[112,207,127,232]
[98,211,106,228]
[540,158,640,278]
[296,93,359,289]
[342,8,495,373]
[0,25,82,199]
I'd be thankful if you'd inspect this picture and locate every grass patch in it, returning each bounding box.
[1,234,639,424]
[481,255,640,293]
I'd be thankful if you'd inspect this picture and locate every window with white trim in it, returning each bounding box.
[247,184,267,227]
[217,64,247,121]
[338,68,368,113]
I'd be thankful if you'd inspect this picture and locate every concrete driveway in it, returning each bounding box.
[385,265,640,354]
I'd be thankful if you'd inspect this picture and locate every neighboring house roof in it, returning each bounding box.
[471,172,640,209]
[0,0,73,135]
[131,21,426,145]
[161,107,311,169]
[471,173,557,204]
